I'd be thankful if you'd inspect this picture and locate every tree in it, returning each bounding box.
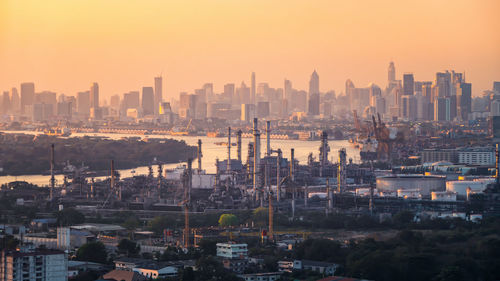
[218,214,238,227]
[117,239,140,257]
[252,207,268,227]
[55,208,85,226]
[76,241,108,264]
[393,210,414,226]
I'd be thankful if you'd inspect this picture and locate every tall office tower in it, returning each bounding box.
[36,91,57,106]
[237,82,251,104]
[223,83,235,104]
[110,94,120,109]
[284,79,293,102]
[154,76,163,116]
[346,79,356,109]
[20,82,35,114]
[90,82,99,108]
[493,82,500,94]
[435,71,452,97]
[457,82,472,121]
[241,103,256,122]
[308,70,320,116]
[1,91,10,114]
[388,61,396,83]
[403,73,414,96]
[434,97,450,121]
[141,87,155,116]
[10,88,20,113]
[401,95,417,120]
[203,83,214,102]
[421,83,433,120]
[77,91,91,116]
[122,91,140,111]
[251,72,256,104]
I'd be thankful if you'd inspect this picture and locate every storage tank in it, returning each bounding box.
[446,179,492,196]
[376,175,445,196]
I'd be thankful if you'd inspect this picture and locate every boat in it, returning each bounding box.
[214,142,236,146]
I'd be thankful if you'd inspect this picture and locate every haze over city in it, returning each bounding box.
[2,1,500,281]
[1,0,499,98]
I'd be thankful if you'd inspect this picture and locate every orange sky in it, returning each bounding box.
[0,0,499,100]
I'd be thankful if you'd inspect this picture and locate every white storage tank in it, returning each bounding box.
[446,180,491,196]
[376,175,445,196]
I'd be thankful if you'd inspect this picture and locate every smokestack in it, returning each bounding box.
[227,127,231,172]
[290,148,295,182]
[197,139,202,172]
[50,144,55,200]
[276,149,281,203]
[496,143,499,185]
[266,121,271,156]
[268,191,273,241]
[319,131,329,177]
[187,158,192,202]
[237,130,242,162]
[253,118,261,201]
[110,160,115,190]
[338,148,346,193]
[327,178,333,210]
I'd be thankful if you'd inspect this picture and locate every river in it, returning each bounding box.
[0,130,360,186]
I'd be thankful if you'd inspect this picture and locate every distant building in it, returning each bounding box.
[257,101,270,118]
[308,70,320,116]
[457,82,471,121]
[216,243,248,260]
[458,147,495,165]
[90,82,99,109]
[238,272,283,281]
[154,76,163,116]
[403,73,414,96]
[0,245,68,281]
[20,82,35,114]
[421,148,458,164]
[77,91,91,117]
[141,87,155,116]
[241,104,256,122]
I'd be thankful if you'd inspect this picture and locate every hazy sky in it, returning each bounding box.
[1,0,499,100]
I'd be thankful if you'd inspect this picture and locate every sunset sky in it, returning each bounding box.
[1,0,499,100]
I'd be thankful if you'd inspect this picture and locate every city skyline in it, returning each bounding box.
[1,0,499,99]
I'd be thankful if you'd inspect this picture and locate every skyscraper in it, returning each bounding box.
[77,91,90,116]
[10,88,20,113]
[20,82,35,114]
[251,72,256,104]
[90,82,99,108]
[142,86,155,116]
[457,82,471,121]
[308,70,320,116]
[403,73,414,96]
[154,76,163,116]
[388,61,396,83]
[284,79,292,102]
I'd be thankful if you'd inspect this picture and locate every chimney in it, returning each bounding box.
[227,127,231,172]
[50,144,55,200]
[197,139,202,172]
[266,121,271,156]
[237,130,242,162]
[253,118,261,201]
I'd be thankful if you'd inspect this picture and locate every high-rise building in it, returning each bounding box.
[403,73,414,96]
[110,94,120,109]
[308,70,320,116]
[388,61,396,83]
[284,79,292,102]
[223,83,235,104]
[457,82,472,121]
[1,91,10,114]
[20,82,35,114]
[203,83,214,102]
[251,72,256,104]
[90,82,99,108]
[122,91,140,112]
[141,86,155,116]
[434,97,450,121]
[435,71,452,97]
[493,81,500,94]
[10,88,20,113]
[0,246,67,281]
[241,103,256,122]
[77,91,91,116]
[154,76,163,116]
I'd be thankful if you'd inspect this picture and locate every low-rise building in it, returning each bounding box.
[0,245,68,281]
[216,242,248,260]
[238,272,283,281]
